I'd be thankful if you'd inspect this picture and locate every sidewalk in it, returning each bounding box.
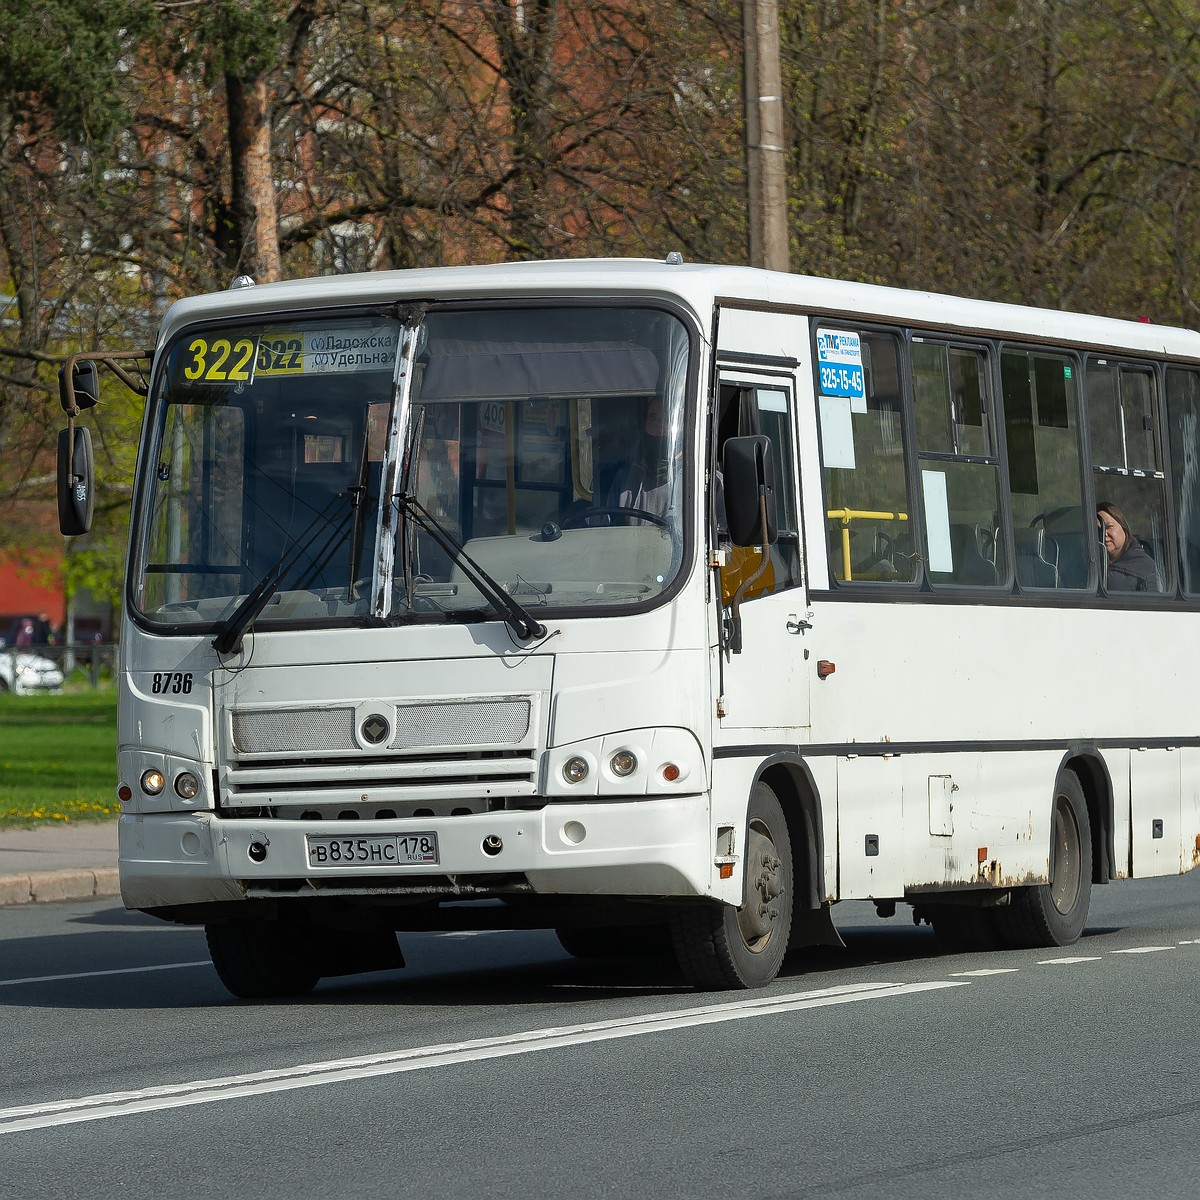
[0,820,120,906]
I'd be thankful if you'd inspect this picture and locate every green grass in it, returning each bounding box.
[0,690,119,827]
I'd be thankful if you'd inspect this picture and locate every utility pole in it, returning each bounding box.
[743,0,789,272]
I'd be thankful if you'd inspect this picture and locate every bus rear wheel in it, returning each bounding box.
[993,771,1092,949]
[205,915,321,999]
[669,782,793,990]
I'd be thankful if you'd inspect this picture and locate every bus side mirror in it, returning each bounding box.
[722,435,778,547]
[58,359,99,413]
[57,425,94,536]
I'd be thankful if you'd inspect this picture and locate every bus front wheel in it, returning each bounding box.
[669,781,793,989]
[205,915,321,1000]
[994,771,1092,949]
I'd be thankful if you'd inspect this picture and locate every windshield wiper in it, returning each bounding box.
[212,495,352,656]
[395,492,548,643]
[346,431,373,599]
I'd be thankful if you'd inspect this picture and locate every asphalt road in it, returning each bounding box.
[2,872,1199,1199]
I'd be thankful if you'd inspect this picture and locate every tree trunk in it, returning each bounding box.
[226,73,283,283]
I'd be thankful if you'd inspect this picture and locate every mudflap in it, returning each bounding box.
[788,902,845,951]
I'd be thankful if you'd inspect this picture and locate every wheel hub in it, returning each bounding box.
[738,821,784,947]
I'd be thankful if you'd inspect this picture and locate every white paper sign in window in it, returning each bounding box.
[819,395,856,470]
[921,469,953,573]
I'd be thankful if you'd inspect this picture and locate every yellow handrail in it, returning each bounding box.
[826,508,909,581]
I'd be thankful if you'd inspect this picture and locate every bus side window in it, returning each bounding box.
[911,339,1005,588]
[818,328,917,584]
[1088,360,1169,594]
[1001,348,1091,590]
[1167,367,1200,594]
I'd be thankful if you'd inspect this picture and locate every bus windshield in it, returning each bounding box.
[132,304,692,631]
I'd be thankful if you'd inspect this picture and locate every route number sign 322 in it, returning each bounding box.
[180,335,303,384]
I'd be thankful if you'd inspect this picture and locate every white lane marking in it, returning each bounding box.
[1037,956,1101,965]
[950,969,1020,977]
[1111,946,1175,955]
[0,979,967,1135]
[0,962,211,989]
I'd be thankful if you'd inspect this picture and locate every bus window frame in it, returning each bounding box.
[812,318,925,594]
[1085,354,1176,599]
[907,330,1011,592]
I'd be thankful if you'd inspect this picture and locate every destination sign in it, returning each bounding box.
[175,323,400,385]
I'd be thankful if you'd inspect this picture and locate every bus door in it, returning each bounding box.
[712,360,810,735]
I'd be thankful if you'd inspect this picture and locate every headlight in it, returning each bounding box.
[562,756,590,784]
[174,771,200,800]
[609,750,638,777]
[140,769,166,796]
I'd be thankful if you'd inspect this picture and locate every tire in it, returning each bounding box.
[670,781,793,990]
[205,916,321,999]
[993,771,1092,949]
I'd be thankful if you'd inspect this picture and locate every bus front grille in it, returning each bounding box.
[231,698,533,755]
[221,749,538,810]
[220,695,542,811]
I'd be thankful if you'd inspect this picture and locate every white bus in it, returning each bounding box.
[58,258,1200,997]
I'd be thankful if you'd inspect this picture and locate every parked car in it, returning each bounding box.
[0,650,64,694]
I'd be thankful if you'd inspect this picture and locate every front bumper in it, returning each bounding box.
[118,793,715,913]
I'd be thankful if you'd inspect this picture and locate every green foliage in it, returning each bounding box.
[178,0,292,81]
[0,0,157,144]
[0,691,118,826]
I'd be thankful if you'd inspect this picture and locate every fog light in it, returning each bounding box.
[174,771,200,800]
[562,756,589,784]
[140,769,165,796]
[610,750,637,777]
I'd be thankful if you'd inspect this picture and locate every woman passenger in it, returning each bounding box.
[1097,501,1161,591]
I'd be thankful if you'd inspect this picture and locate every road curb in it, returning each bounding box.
[0,867,121,906]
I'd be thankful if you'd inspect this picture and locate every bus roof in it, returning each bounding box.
[157,258,1200,363]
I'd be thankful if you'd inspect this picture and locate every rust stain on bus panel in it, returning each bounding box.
[905,864,1043,894]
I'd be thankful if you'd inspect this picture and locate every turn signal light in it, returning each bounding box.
[817,660,836,679]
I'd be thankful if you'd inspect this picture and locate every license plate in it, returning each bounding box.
[306,833,439,869]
